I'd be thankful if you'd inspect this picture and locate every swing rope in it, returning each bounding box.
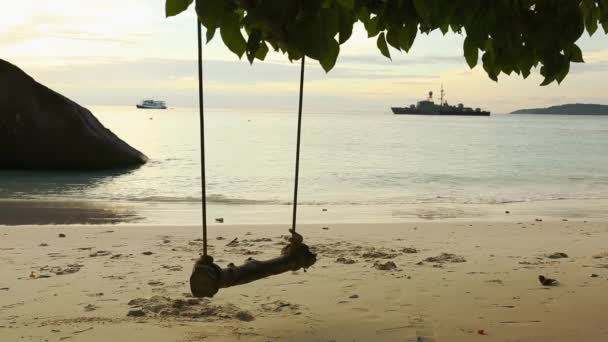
[197,19,208,256]
[196,19,306,254]
[291,57,305,233]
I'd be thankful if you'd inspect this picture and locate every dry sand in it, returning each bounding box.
[2,219,608,341]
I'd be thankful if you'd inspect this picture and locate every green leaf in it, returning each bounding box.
[555,61,570,84]
[320,38,340,72]
[338,10,354,44]
[569,44,584,63]
[166,0,193,17]
[482,51,498,81]
[386,28,401,51]
[337,0,354,10]
[463,36,478,68]
[412,0,431,20]
[246,30,262,64]
[255,42,269,61]
[220,13,247,58]
[602,20,608,34]
[399,23,417,52]
[586,6,599,34]
[377,32,391,59]
[321,8,340,37]
[365,16,380,37]
[196,0,227,29]
[540,76,555,86]
[206,27,216,42]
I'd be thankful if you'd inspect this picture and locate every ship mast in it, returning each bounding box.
[440,84,445,105]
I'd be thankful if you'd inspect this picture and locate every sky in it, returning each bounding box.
[2,0,608,113]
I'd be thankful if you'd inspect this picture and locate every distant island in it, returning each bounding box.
[511,103,608,115]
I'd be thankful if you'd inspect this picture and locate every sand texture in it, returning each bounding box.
[2,220,608,341]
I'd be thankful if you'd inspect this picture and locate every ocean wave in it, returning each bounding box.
[4,192,608,207]
[119,194,275,205]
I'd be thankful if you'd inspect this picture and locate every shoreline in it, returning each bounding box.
[1,197,607,226]
[2,221,608,341]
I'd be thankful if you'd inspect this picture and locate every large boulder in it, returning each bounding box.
[0,59,148,169]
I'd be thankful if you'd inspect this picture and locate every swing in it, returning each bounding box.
[189,19,317,298]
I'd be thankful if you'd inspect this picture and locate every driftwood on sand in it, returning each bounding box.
[190,230,317,298]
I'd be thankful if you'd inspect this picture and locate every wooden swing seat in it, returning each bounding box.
[190,230,317,298]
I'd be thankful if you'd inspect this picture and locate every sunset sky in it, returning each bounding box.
[2,0,608,113]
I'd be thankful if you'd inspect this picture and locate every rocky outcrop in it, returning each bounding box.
[0,59,148,169]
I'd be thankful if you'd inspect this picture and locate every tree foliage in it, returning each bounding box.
[166,0,608,85]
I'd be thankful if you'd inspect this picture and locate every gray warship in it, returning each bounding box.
[391,86,490,116]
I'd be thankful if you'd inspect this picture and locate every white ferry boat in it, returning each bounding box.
[136,99,167,109]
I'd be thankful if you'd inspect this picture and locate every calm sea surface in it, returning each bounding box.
[1,106,608,222]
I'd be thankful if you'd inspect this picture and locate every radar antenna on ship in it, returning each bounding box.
[440,84,446,105]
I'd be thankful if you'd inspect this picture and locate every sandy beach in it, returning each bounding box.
[2,217,608,341]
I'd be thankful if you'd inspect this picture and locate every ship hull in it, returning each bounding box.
[136,105,167,109]
[391,107,490,116]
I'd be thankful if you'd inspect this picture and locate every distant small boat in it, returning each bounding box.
[136,99,167,109]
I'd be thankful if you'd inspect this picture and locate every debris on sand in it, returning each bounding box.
[591,274,599,278]
[261,300,301,314]
[592,251,608,259]
[58,233,66,238]
[215,217,224,223]
[349,294,359,299]
[161,265,183,272]
[374,261,398,271]
[84,304,98,312]
[401,247,418,254]
[249,238,272,242]
[361,248,399,259]
[127,309,146,317]
[142,251,154,256]
[226,238,239,247]
[89,250,111,257]
[336,257,357,264]
[535,218,543,222]
[546,252,568,259]
[235,311,255,321]
[127,296,254,321]
[39,243,49,247]
[423,253,466,263]
[34,264,83,276]
[538,275,558,286]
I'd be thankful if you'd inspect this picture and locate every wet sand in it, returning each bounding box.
[0,199,142,225]
[2,198,608,226]
[2,219,608,341]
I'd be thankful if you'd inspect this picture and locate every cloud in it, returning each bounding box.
[339,54,464,66]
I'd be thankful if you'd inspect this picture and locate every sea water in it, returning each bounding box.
[1,106,607,223]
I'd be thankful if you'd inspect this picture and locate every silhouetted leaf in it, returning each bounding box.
[463,36,478,68]
[569,44,584,63]
[377,32,391,59]
[166,0,193,17]
[167,1,602,79]
[220,13,246,58]
[320,38,340,72]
